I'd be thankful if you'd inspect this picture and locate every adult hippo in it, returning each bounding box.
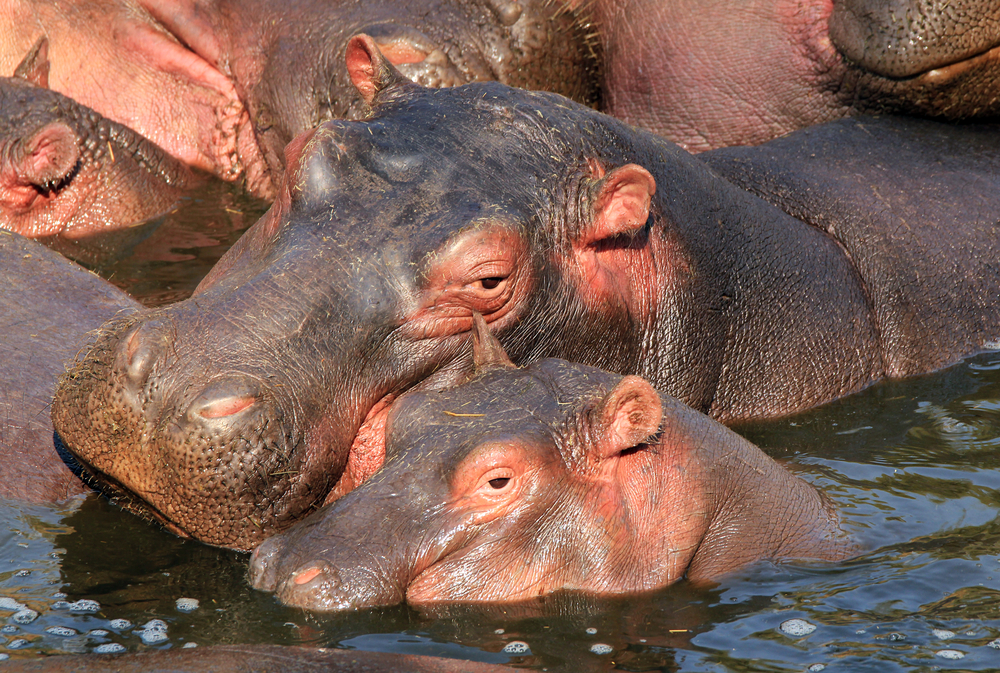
[250,317,856,611]
[0,39,200,240]
[0,230,140,502]
[0,0,598,199]
[52,37,1000,551]
[572,0,1000,151]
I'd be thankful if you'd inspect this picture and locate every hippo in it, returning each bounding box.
[572,0,1000,151]
[0,38,200,240]
[0,229,140,502]
[51,36,1000,551]
[0,0,598,199]
[0,644,510,672]
[249,316,856,610]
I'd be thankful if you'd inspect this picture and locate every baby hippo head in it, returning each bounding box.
[250,317,855,611]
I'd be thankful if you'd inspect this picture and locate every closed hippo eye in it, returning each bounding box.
[473,467,516,497]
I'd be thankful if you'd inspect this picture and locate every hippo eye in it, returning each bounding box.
[488,477,511,489]
[481,277,505,290]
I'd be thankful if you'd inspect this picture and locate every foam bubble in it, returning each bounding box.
[45,626,77,637]
[0,598,25,612]
[585,627,597,635]
[0,653,8,660]
[932,629,956,640]
[182,642,198,648]
[589,643,613,655]
[11,610,37,624]
[137,629,169,645]
[141,619,168,632]
[88,630,109,638]
[935,649,965,659]
[176,598,199,612]
[807,665,826,672]
[94,643,126,654]
[109,619,133,630]
[779,619,817,637]
[68,600,100,614]
[989,638,1000,649]
[7,638,29,649]
[501,641,530,654]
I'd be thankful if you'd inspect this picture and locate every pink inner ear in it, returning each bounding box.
[588,164,657,244]
[346,35,382,104]
[595,376,663,460]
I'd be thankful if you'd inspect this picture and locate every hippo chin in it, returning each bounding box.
[52,36,1000,551]
[249,317,856,611]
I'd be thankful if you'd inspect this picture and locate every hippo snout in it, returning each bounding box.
[251,539,355,611]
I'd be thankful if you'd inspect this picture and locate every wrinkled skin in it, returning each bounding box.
[52,37,1000,551]
[573,0,1000,151]
[0,0,598,198]
[0,230,140,502]
[250,326,855,611]
[0,39,199,240]
[0,644,509,672]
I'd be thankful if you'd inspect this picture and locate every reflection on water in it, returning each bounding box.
[2,190,999,668]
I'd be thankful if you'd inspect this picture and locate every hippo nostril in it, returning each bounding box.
[121,322,163,388]
[187,378,261,423]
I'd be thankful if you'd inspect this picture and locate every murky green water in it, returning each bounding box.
[1,187,998,670]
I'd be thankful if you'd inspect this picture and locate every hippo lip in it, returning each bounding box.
[911,43,1000,84]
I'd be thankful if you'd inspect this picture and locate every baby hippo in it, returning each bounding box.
[250,317,856,611]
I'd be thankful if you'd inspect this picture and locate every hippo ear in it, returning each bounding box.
[13,37,50,88]
[346,33,418,107]
[0,122,79,208]
[584,164,656,245]
[587,376,662,462]
[471,312,515,371]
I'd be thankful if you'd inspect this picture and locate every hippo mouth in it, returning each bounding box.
[908,43,1000,84]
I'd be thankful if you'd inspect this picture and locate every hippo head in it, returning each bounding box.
[250,319,683,609]
[829,0,1000,118]
[227,0,601,193]
[52,35,675,551]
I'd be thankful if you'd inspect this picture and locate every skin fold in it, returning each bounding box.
[51,37,1000,551]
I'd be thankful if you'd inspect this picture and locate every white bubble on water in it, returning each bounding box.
[807,665,826,672]
[182,642,198,648]
[51,593,66,600]
[176,598,199,612]
[501,641,530,654]
[1,626,16,634]
[88,630,109,638]
[932,629,956,640]
[11,610,37,624]
[94,643,126,654]
[0,599,25,612]
[589,643,613,655]
[585,627,597,635]
[45,626,77,637]
[779,619,817,637]
[109,619,132,630]
[989,638,1000,649]
[935,649,965,659]
[494,629,504,635]
[137,629,169,645]
[0,653,8,660]
[7,638,29,649]
[68,600,100,614]
[50,601,70,610]
[141,619,168,632]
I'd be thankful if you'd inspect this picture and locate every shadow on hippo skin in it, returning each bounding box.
[51,35,1000,554]
[0,230,140,502]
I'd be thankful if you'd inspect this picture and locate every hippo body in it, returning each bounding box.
[1,230,140,502]
[578,0,1000,151]
[52,38,1000,550]
[0,39,199,240]
[0,0,598,198]
[250,321,856,611]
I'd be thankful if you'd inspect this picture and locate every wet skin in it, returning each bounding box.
[0,0,598,199]
[249,322,855,611]
[0,39,199,240]
[0,230,140,502]
[570,0,1000,151]
[51,37,1000,551]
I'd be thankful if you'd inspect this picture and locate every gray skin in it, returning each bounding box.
[0,0,598,199]
[571,0,1000,151]
[0,38,199,240]
[250,318,855,611]
[0,230,140,502]
[0,645,510,673]
[51,36,1000,552]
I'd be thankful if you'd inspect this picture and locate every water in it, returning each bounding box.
[2,189,999,669]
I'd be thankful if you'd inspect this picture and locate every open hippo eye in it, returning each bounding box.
[478,276,507,291]
[488,477,510,489]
